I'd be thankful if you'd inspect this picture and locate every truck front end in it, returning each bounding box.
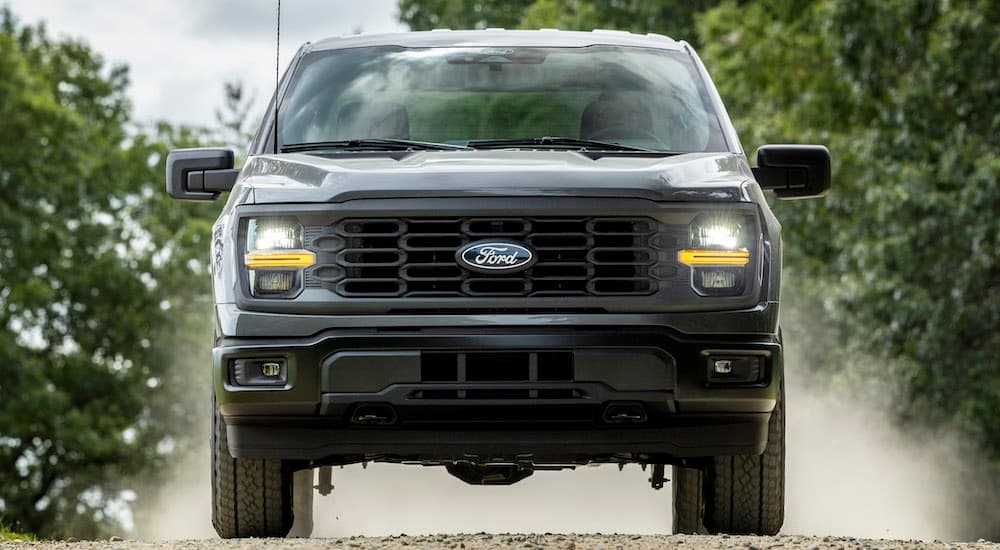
[166,30,829,538]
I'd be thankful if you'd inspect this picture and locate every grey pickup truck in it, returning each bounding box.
[166,29,830,538]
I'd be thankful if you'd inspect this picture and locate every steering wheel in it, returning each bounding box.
[586,126,668,149]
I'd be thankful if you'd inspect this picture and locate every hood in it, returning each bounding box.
[234,150,755,205]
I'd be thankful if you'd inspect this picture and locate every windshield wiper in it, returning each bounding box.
[465,136,660,152]
[281,139,471,153]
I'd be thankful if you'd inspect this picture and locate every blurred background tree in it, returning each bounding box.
[0,8,224,538]
[401,0,999,537]
[698,0,999,465]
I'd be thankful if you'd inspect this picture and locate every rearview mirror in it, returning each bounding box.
[166,148,239,201]
[752,145,831,199]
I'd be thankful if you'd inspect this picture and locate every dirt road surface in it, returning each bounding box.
[11,534,999,549]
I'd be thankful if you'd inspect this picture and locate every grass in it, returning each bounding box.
[0,521,36,542]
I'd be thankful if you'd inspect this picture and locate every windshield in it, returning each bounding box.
[277,45,728,153]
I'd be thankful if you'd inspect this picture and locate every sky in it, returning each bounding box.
[6,0,407,127]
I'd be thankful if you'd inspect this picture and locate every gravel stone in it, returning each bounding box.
[15,534,1000,550]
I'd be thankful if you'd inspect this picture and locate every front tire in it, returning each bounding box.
[211,400,296,538]
[672,382,785,535]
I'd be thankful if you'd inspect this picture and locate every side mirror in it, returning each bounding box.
[752,145,831,199]
[166,148,240,201]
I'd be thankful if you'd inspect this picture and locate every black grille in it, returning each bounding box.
[307,217,665,298]
[412,351,580,400]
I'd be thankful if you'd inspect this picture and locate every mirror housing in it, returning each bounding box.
[752,145,831,199]
[166,148,239,200]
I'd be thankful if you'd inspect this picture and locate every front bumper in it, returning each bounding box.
[215,325,781,464]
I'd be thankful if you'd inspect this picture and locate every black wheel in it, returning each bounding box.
[672,382,785,535]
[211,398,296,538]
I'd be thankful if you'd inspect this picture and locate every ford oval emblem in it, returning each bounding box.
[456,241,536,274]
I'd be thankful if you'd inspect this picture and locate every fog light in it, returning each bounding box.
[261,362,282,377]
[700,269,738,289]
[713,359,733,374]
[706,355,763,384]
[231,358,288,387]
[252,271,297,294]
[691,266,745,296]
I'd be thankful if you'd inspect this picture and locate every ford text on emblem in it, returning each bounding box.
[456,241,536,274]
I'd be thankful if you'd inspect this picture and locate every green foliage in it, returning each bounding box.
[0,527,36,542]
[399,0,535,30]
[399,0,727,47]
[700,0,1000,460]
[0,8,220,538]
[0,517,36,541]
[403,92,595,142]
[519,0,720,44]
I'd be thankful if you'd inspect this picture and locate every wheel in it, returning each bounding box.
[672,382,785,535]
[211,397,297,538]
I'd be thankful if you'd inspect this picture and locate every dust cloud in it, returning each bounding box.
[303,372,976,540]
[782,375,971,540]
[134,439,215,540]
[135,341,987,541]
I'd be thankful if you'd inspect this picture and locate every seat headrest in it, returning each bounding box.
[336,101,410,140]
[580,93,653,139]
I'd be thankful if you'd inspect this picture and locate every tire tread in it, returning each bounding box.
[673,382,785,536]
[212,402,295,538]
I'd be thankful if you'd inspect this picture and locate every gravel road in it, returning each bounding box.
[10,534,998,550]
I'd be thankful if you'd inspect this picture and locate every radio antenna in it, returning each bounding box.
[273,0,281,154]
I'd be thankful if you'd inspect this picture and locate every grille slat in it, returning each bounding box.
[413,351,581,400]
[313,216,663,298]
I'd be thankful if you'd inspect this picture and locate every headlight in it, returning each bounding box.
[244,217,315,298]
[252,221,301,250]
[679,213,752,296]
[691,218,742,249]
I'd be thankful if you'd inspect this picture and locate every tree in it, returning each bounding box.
[214,81,258,153]
[399,0,535,31]
[698,0,1000,472]
[400,0,724,46]
[0,9,220,538]
[520,0,721,45]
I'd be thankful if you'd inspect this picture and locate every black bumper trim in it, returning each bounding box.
[225,412,770,462]
[319,384,673,412]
